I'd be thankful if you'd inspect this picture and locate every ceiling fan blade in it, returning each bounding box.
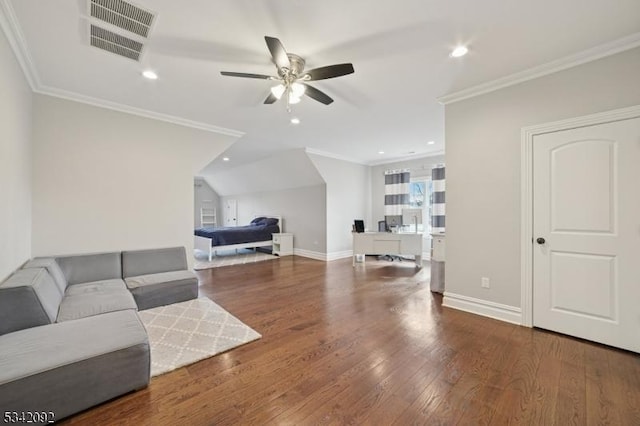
[264,36,290,71]
[264,92,278,104]
[302,83,333,105]
[304,63,354,81]
[220,71,273,79]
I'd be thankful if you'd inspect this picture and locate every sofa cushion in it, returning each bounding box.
[22,257,68,294]
[122,247,188,278]
[64,279,127,296]
[0,269,61,335]
[57,289,137,322]
[125,270,198,310]
[56,252,122,286]
[0,310,149,420]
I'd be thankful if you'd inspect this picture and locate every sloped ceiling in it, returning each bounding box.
[3,0,640,173]
[200,148,324,196]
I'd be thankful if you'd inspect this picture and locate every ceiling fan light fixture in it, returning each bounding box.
[288,92,302,104]
[270,84,286,99]
[290,82,306,98]
[221,36,352,107]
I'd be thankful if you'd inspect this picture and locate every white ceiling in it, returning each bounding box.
[4,0,640,172]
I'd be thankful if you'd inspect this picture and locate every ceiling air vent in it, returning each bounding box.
[90,0,155,38]
[90,24,143,61]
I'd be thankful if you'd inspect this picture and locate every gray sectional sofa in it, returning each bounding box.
[0,247,198,423]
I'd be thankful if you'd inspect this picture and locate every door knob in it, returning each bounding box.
[536,237,546,245]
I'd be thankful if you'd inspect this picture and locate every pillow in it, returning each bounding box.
[250,216,267,225]
[263,218,279,226]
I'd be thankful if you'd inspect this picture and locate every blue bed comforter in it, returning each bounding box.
[194,223,280,247]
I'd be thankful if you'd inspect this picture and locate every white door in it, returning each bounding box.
[224,199,237,227]
[533,117,640,353]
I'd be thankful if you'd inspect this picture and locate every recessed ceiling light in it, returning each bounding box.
[290,117,300,125]
[378,151,385,154]
[142,70,158,80]
[427,140,435,145]
[450,46,468,58]
[222,157,230,162]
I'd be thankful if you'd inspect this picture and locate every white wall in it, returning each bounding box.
[370,154,445,226]
[221,185,327,253]
[31,95,236,264]
[0,27,32,281]
[445,47,640,309]
[308,154,371,257]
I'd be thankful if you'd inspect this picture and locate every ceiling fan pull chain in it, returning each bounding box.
[285,86,291,112]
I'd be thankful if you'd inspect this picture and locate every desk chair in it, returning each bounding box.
[377,220,403,262]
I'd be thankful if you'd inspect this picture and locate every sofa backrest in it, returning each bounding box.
[22,258,68,293]
[56,252,122,285]
[122,247,188,278]
[0,268,62,335]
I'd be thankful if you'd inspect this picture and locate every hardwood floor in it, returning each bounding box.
[63,256,640,425]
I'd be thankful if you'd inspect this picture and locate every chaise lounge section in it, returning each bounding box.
[0,310,149,421]
[0,247,198,424]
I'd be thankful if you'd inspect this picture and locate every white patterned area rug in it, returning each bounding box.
[193,248,277,270]
[138,297,261,377]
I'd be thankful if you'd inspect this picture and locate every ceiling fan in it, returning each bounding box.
[220,36,354,108]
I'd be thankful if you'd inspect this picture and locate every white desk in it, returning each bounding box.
[352,232,423,267]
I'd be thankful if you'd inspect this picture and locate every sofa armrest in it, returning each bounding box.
[0,268,61,336]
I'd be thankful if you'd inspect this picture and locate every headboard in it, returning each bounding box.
[253,214,283,233]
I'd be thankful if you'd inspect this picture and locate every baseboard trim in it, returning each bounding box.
[293,249,326,261]
[293,249,353,262]
[442,292,522,325]
[327,250,353,261]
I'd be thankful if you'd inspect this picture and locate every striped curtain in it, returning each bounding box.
[431,165,445,233]
[384,169,410,227]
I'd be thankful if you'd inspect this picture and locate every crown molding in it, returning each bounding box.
[304,148,367,165]
[438,32,640,105]
[367,150,445,166]
[0,0,40,89]
[36,85,245,137]
[1,0,244,139]
[304,147,446,167]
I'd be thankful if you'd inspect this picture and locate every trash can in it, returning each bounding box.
[430,233,445,293]
[430,259,445,293]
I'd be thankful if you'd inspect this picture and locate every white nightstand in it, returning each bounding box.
[272,233,293,256]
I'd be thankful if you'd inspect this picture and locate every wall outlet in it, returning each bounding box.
[481,277,490,289]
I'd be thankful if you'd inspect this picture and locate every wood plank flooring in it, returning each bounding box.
[62,256,640,425]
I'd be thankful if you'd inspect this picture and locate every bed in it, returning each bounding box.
[194,215,282,261]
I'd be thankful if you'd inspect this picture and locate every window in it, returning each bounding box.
[408,178,432,234]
